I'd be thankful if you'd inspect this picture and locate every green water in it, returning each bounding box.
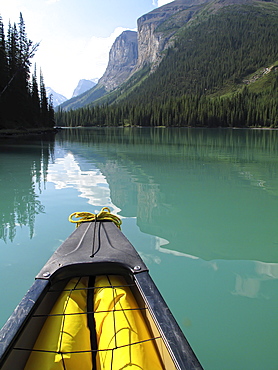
[0,127,278,369]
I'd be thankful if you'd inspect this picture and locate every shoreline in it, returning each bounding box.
[0,127,61,138]
[1,125,277,138]
[59,125,278,130]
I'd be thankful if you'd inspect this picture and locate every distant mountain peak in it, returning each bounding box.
[46,87,67,107]
[72,79,98,98]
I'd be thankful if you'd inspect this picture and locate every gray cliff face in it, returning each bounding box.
[98,30,138,91]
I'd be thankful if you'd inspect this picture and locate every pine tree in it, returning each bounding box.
[18,13,31,89]
[6,22,18,83]
[0,16,7,92]
[47,94,55,127]
[0,15,8,125]
[31,64,40,125]
[18,13,38,87]
[5,22,20,125]
[40,68,49,125]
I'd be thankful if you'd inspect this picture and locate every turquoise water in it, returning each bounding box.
[0,128,278,369]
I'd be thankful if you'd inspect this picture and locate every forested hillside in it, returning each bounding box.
[0,14,54,130]
[56,2,278,128]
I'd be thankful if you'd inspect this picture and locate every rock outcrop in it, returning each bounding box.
[98,30,138,91]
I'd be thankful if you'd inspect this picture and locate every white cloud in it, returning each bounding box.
[153,0,172,7]
[159,0,172,5]
[33,26,131,98]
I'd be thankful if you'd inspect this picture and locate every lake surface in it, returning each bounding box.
[0,127,277,369]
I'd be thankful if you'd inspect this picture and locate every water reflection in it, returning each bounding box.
[232,261,278,299]
[0,136,55,242]
[47,152,114,208]
[58,128,278,263]
[1,127,278,264]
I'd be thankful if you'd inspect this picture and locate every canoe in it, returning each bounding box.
[0,209,203,369]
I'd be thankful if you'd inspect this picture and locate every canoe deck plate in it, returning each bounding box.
[37,221,148,281]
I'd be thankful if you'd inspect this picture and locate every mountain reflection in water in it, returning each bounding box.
[56,127,278,263]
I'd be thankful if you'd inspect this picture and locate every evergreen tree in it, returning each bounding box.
[18,13,32,90]
[31,64,41,125]
[6,22,18,83]
[5,22,21,125]
[40,68,49,125]
[0,16,7,92]
[0,15,8,124]
[47,94,55,127]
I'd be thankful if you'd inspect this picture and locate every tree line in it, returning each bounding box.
[56,78,278,128]
[0,13,54,129]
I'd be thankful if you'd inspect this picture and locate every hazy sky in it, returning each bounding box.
[0,0,172,98]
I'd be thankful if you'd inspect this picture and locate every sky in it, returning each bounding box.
[0,0,172,98]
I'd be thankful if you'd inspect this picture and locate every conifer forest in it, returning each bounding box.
[0,13,54,130]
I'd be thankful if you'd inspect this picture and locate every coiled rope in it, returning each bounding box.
[69,207,122,229]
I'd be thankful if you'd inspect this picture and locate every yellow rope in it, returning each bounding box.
[69,207,122,229]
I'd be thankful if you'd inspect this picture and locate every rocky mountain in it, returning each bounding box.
[59,0,232,111]
[98,31,138,91]
[59,31,138,111]
[46,87,67,107]
[59,0,278,112]
[72,79,98,98]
